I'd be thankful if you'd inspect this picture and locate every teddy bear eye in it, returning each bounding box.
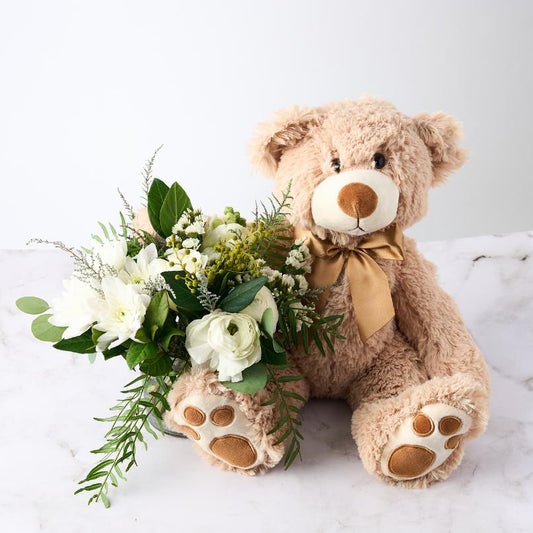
[372,153,386,170]
[331,158,341,173]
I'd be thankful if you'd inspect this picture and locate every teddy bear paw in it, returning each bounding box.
[380,403,472,481]
[172,393,261,470]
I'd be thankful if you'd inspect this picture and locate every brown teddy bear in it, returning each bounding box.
[165,96,490,487]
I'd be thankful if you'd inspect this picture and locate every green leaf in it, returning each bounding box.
[261,308,276,337]
[31,314,66,342]
[143,291,169,340]
[260,336,287,366]
[53,330,95,354]
[159,327,184,350]
[161,271,204,313]
[159,182,192,237]
[16,296,49,315]
[147,178,169,236]
[219,276,268,313]
[221,363,268,394]
[126,342,158,369]
[139,352,173,376]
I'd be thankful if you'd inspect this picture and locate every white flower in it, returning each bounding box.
[49,277,101,338]
[165,248,208,275]
[182,237,200,250]
[185,220,206,235]
[241,286,279,329]
[261,266,282,283]
[93,239,128,272]
[185,310,261,382]
[295,274,309,293]
[119,244,168,289]
[94,277,150,350]
[281,274,295,289]
[202,223,248,249]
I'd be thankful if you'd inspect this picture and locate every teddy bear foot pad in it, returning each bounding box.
[381,403,472,480]
[173,393,260,470]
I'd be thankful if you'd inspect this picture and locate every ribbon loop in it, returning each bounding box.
[295,224,404,343]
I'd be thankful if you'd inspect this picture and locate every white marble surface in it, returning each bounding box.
[1,231,532,533]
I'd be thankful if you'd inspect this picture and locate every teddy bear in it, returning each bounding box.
[164,96,490,487]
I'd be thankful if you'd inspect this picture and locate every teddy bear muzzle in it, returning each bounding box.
[311,168,400,236]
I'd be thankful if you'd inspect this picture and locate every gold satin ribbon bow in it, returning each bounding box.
[295,224,404,343]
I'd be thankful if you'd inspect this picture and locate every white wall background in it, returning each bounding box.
[1,0,532,249]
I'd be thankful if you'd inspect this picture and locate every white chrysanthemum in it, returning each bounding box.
[185,310,261,382]
[49,277,101,338]
[165,248,208,275]
[93,239,128,272]
[94,277,150,350]
[119,244,169,290]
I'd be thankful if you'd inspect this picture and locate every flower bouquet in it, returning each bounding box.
[17,150,343,507]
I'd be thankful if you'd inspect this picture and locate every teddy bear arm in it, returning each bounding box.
[393,241,490,389]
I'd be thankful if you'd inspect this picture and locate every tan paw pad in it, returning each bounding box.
[210,406,235,427]
[209,435,258,468]
[171,394,261,470]
[381,403,472,481]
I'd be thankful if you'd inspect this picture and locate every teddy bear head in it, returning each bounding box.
[249,97,467,245]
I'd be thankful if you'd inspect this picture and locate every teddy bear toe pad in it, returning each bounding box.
[381,403,471,481]
[173,394,259,470]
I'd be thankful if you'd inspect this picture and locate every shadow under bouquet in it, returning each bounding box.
[17,151,344,507]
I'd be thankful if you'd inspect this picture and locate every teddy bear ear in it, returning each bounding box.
[249,105,324,177]
[413,112,469,186]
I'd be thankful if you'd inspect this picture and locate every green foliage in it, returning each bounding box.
[263,364,307,469]
[161,271,204,313]
[159,182,193,237]
[54,330,95,353]
[126,342,158,369]
[147,178,169,237]
[16,296,49,315]
[222,363,268,394]
[31,314,66,342]
[76,372,177,508]
[143,291,169,340]
[218,276,268,312]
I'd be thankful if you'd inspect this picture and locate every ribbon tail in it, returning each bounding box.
[346,253,395,343]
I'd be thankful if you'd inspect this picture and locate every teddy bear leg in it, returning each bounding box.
[164,365,309,475]
[349,336,489,487]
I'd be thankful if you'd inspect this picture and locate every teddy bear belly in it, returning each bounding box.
[291,318,398,399]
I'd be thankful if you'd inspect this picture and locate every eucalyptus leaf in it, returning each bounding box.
[16,296,49,315]
[261,308,276,337]
[126,342,158,369]
[159,182,192,237]
[221,362,268,394]
[31,314,66,342]
[147,178,169,236]
[219,276,268,313]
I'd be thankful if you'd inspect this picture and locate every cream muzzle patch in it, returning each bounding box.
[311,169,399,236]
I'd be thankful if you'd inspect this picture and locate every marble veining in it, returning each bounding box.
[0,232,532,533]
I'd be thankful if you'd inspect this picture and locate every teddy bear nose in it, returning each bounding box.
[337,182,378,219]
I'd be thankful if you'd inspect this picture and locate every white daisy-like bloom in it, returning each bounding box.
[181,237,200,250]
[94,277,151,350]
[49,276,101,338]
[93,239,128,272]
[119,244,169,290]
[165,248,208,275]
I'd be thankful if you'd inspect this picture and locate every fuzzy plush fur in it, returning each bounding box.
[168,96,489,487]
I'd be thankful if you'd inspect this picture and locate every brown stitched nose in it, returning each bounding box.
[337,182,378,219]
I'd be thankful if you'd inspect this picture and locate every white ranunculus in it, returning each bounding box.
[241,286,279,329]
[185,310,261,382]
[165,248,208,275]
[49,277,101,339]
[94,277,151,350]
[93,239,128,272]
[120,243,169,288]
